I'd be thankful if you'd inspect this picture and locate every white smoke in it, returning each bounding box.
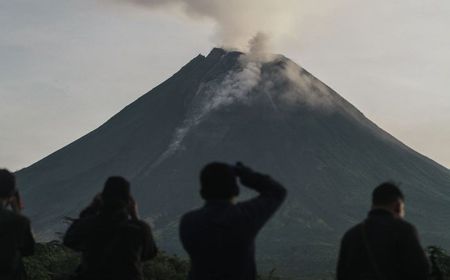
[153,34,339,164]
[154,49,265,163]
[124,1,339,165]
[115,0,338,108]
[208,61,261,109]
[116,0,337,110]
[279,60,335,108]
[115,0,337,110]
[156,54,336,165]
[116,0,306,52]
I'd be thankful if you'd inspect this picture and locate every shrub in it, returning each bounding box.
[24,242,281,280]
[428,246,450,280]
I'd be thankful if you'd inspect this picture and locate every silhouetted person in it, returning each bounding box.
[180,162,287,280]
[0,169,35,280]
[63,176,157,280]
[337,182,430,280]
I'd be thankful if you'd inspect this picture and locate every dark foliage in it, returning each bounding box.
[23,241,80,280]
[24,242,281,280]
[428,246,450,280]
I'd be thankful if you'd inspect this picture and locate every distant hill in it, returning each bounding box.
[17,48,450,278]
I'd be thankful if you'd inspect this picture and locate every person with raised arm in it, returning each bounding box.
[64,176,157,280]
[180,162,287,280]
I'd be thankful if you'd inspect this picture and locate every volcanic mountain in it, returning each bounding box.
[17,48,450,278]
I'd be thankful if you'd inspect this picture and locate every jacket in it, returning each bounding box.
[63,208,157,280]
[0,207,35,280]
[179,171,287,280]
[337,209,430,280]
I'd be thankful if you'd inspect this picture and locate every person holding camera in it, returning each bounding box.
[63,176,157,280]
[179,162,287,280]
[0,169,35,280]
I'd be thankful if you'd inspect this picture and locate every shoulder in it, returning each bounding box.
[127,219,153,233]
[179,208,208,234]
[0,210,30,228]
[0,209,18,220]
[16,213,31,228]
[393,218,418,235]
[180,208,204,224]
[67,215,99,231]
[77,214,99,224]
[341,223,363,243]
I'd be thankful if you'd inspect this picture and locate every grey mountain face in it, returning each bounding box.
[17,48,450,278]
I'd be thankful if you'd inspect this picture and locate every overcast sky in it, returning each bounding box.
[1,0,449,171]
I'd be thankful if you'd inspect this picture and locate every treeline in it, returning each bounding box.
[23,242,282,280]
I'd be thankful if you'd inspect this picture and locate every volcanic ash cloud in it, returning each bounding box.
[119,0,303,51]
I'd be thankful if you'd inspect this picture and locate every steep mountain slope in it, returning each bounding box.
[17,48,450,278]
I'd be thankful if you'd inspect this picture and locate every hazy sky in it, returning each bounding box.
[1,0,449,171]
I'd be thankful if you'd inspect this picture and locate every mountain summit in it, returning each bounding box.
[17,48,450,277]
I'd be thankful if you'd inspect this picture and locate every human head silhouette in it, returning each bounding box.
[200,162,239,200]
[0,169,16,199]
[372,182,405,218]
[101,176,131,209]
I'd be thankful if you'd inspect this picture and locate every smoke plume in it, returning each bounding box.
[118,0,304,52]
[115,0,339,163]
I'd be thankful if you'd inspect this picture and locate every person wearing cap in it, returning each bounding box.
[179,162,287,280]
[0,169,35,280]
[336,182,430,280]
[63,176,158,280]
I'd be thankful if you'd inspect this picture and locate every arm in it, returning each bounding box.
[336,233,350,280]
[9,196,35,257]
[138,220,158,261]
[19,217,35,257]
[79,194,102,218]
[399,224,430,280]
[236,164,287,233]
[64,195,101,249]
[63,219,88,252]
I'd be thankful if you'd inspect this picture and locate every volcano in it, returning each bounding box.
[16,48,450,278]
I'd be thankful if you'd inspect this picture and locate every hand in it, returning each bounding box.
[8,194,22,214]
[89,193,103,209]
[93,193,102,204]
[128,196,139,221]
[234,162,254,178]
[79,193,103,218]
[234,162,266,190]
